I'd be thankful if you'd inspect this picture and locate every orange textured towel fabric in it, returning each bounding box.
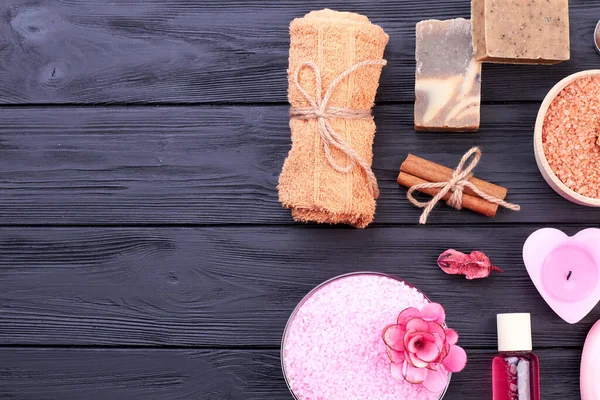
[278,9,389,228]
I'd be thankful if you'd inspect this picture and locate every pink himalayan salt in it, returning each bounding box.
[282,273,446,400]
[542,76,600,199]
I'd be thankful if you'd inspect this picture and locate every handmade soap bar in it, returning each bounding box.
[471,0,570,64]
[415,18,482,132]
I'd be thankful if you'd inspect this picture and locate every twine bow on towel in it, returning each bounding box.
[407,147,521,224]
[289,60,387,199]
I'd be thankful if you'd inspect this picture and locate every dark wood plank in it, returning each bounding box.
[0,348,286,400]
[0,348,581,400]
[0,0,598,104]
[1,226,598,347]
[2,104,600,225]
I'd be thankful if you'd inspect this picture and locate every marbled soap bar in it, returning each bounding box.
[472,0,570,64]
[415,18,482,132]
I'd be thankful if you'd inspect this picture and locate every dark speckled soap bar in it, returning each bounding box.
[415,18,482,132]
[471,0,570,64]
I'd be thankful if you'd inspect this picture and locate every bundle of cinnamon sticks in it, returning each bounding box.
[397,154,509,218]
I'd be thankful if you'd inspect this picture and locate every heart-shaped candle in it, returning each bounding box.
[523,228,600,324]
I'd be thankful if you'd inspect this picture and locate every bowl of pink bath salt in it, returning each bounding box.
[281,272,450,400]
[534,70,600,207]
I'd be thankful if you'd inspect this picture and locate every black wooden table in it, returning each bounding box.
[1,1,599,399]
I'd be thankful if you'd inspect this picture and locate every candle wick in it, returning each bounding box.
[567,271,573,280]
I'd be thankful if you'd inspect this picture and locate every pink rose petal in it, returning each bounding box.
[404,330,414,352]
[407,352,429,368]
[386,346,406,364]
[405,318,429,332]
[402,360,428,384]
[434,341,450,364]
[397,307,422,327]
[422,365,449,393]
[416,341,441,363]
[432,333,445,352]
[421,303,446,324]
[390,361,404,380]
[383,325,406,352]
[428,322,445,337]
[445,329,459,346]
[404,328,430,353]
[439,342,450,363]
[407,334,424,353]
[407,332,435,353]
[442,345,467,373]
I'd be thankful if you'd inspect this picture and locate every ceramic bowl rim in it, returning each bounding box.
[595,20,600,55]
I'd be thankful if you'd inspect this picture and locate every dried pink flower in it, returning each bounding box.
[382,303,467,392]
[437,249,503,280]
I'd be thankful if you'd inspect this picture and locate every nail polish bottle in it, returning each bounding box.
[492,313,540,400]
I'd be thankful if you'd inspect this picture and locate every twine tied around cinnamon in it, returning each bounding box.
[289,59,387,199]
[407,147,521,224]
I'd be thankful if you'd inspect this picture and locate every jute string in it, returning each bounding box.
[407,147,521,224]
[290,60,387,199]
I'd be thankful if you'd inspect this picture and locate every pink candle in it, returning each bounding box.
[524,228,600,324]
[542,244,598,302]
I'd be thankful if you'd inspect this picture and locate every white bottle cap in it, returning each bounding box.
[497,313,532,352]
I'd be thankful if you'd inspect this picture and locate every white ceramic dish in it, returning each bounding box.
[533,70,600,207]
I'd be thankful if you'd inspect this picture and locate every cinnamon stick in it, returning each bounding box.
[400,154,507,200]
[397,172,499,218]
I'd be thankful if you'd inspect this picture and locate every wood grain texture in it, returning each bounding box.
[1,226,598,347]
[0,0,599,103]
[0,348,286,400]
[0,348,581,400]
[3,104,600,225]
[0,1,596,399]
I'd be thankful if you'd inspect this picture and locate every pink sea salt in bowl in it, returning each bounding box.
[534,70,600,207]
[281,272,451,400]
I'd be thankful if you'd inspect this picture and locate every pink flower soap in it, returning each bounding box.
[282,273,448,400]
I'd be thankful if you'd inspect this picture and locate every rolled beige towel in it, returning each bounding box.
[278,9,389,228]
